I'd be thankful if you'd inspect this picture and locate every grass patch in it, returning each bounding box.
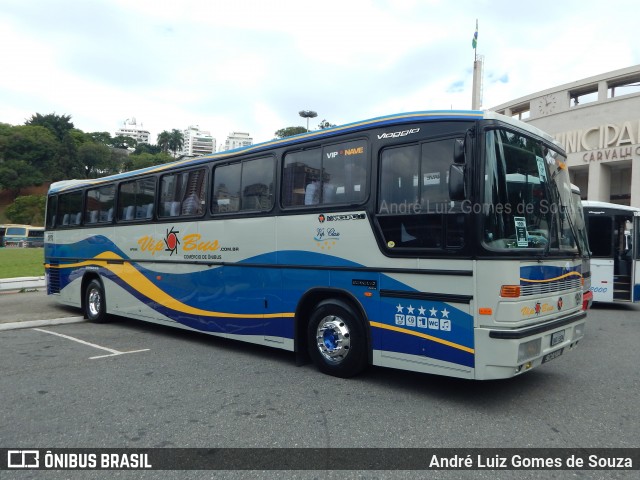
[0,248,45,278]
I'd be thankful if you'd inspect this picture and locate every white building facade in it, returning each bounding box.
[115,118,150,145]
[182,125,216,157]
[222,132,253,151]
[491,65,640,208]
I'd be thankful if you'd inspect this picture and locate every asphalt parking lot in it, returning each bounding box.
[0,290,638,479]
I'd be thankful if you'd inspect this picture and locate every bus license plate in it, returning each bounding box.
[542,348,564,364]
[551,330,565,347]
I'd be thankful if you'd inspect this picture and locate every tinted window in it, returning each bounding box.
[377,139,464,251]
[46,196,58,229]
[282,140,368,207]
[85,184,115,224]
[240,157,274,211]
[379,139,453,213]
[118,177,156,221]
[212,157,274,213]
[6,227,27,236]
[160,168,207,217]
[58,191,84,227]
[212,162,241,213]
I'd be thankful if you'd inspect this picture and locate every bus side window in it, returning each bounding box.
[160,169,205,217]
[240,157,274,211]
[164,201,180,217]
[180,169,206,216]
[322,140,368,205]
[376,139,463,251]
[118,177,156,221]
[58,191,83,228]
[282,149,322,207]
[46,196,58,229]
[212,163,241,213]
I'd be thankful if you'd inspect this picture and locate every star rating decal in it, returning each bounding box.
[392,303,453,332]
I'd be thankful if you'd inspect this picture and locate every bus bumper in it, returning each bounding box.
[474,312,587,380]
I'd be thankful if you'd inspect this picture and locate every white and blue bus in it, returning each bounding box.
[45,111,587,380]
[582,200,639,303]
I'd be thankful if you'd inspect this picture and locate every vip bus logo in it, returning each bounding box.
[164,227,180,256]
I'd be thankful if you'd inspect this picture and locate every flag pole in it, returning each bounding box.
[471,19,481,110]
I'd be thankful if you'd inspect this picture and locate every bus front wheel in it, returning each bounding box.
[307,300,367,378]
[85,279,108,323]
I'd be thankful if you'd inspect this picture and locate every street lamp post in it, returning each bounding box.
[299,110,317,132]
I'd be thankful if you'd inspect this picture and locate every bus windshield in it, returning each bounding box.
[482,129,578,254]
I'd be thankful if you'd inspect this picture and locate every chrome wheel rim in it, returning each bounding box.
[316,315,350,364]
[88,288,101,317]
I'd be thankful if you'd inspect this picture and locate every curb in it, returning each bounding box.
[0,316,85,332]
[0,276,46,293]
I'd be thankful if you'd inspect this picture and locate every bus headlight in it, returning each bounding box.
[573,323,585,339]
[518,338,541,363]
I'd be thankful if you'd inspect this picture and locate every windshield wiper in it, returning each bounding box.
[547,172,583,258]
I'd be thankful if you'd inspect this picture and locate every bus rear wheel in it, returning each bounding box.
[85,279,108,323]
[307,300,367,378]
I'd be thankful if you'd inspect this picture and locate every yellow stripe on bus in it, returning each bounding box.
[519,271,582,283]
[49,253,295,320]
[369,321,475,354]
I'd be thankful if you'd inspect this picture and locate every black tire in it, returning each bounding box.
[307,299,368,378]
[85,279,108,323]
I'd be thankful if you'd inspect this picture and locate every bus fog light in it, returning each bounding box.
[518,338,541,362]
[573,323,585,339]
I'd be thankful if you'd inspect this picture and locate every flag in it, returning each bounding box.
[472,20,478,49]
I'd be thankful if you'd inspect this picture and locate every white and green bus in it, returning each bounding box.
[45,110,587,380]
[1,224,45,248]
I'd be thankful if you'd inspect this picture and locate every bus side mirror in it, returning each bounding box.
[449,164,466,201]
[453,138,465,164]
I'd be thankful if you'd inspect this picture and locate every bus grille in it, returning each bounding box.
[48,263,60,294]
[520,277,582,296]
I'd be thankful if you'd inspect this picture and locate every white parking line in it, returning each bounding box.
[33,328,149,359]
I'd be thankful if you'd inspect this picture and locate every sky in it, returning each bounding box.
[1,0,639,148]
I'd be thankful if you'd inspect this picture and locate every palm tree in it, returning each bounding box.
[168,129,184,158]
[157,130,171,154]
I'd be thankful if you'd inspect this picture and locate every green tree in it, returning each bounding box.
[25,113,74,141]
[111,135,138,149]
[88,131,113,145]
[168,129,184,158]
[0,160,44,199]
[157,131,170,153]
[0,122,12,136]
[52,133,83,180]
[5,195,46,225]
[125,152,173,171]
[110,148,130,172]
[0,125,59,178]
[274,126,307,138]
[77,142,114,178]
[318,119,336,129]
[133,143,162,155]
